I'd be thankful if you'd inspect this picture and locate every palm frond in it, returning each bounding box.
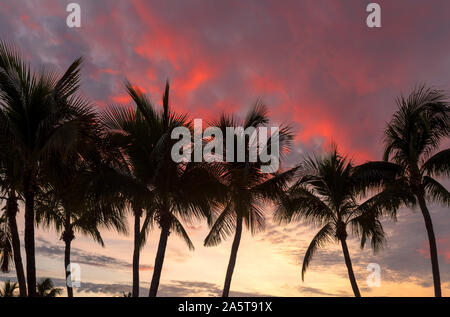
[244,99,268,129]
[353,183,415,221]
[421,148,450,178]
[252,165,300,201]
[204,201,235,247]
[350,212,386,253]
[352,161,402,191]
[275,185,335,226]
[384,85,449,165]
[423,176,450,207]
[171,215,194,251]
[139,208,156,251]
[301,223,334,281]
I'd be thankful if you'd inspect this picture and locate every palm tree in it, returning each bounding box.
[103,81,224,297]
[0,213,12,273]
[122,291,132,297]
[0,185,27,296]
[0,140,27,296]
[0,191,27,296]
[204,104,295,297]
[101,82,162,297]
[36,278,62,297]
[0,41,94,296]
[358,86,449,297]
[0,280,18,297]
[143,82,224,297]
[0,46,27,297]
[275,148,401,297]
[36,128,128,297]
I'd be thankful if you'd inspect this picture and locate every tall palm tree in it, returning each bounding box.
[0,130,27,296]
[0,280,18,297]
[0,46,27,297]
[101,82,162,297]
[103,82,220,297]
[358,86,449,297]
[0,213,12,273]
[36,129,128,297]
[145,83,224,297]
[204,104,295,297]
[0,41,94,296]
[103,81,224,297]
[275,148,402,297]
[36,278,62,297]
[0,182,27,296]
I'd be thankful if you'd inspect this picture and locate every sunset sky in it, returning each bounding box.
[0,0,449,297]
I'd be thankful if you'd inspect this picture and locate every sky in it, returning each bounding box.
[0,0,449,297]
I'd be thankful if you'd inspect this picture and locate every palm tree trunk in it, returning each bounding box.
[417,193,441,297]
[63,213,74,298]
[222,216,243,297]
[23,170,36,297]
[132,208,141,297]
[6,191,27,297]
[340,238,361,297]
[148,223,170,297]
[64,237,73,297]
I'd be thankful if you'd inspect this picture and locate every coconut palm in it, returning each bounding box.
[204,104,295,297]
[36,278,62,297]
[0,41,95,296]
[0,213,12,273]
[103,81,224,297]
[145,83,225,297]
[357,86,449,297]
[0,280,18,297]
[0,180,27,296]
[101,82,162,297]
[0,140,27,296]
[126,82,222,297]
[275,148,405,297]
[35,128,128,297]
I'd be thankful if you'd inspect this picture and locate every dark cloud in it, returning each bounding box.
[0,276,269,297]
[2,0,450,163]
[35,237,153,272]
[298,286,349,297]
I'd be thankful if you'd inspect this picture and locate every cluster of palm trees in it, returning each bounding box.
[1,279,61,297]
[0,40,448,298]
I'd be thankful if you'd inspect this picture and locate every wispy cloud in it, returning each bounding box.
[35,237,153,272]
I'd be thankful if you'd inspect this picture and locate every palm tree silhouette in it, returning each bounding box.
[104,81,224,297]
[36,278,62,297]
[0,280,18,297]
[0,154,27,296]
[0,41,95,296]
[275,148,399,297]
[101,81,163,297]
[35,131,128,297]
[147,82,224,297]
[0,213,12,273]
[204,103,295,297]
[358,86,449,297]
